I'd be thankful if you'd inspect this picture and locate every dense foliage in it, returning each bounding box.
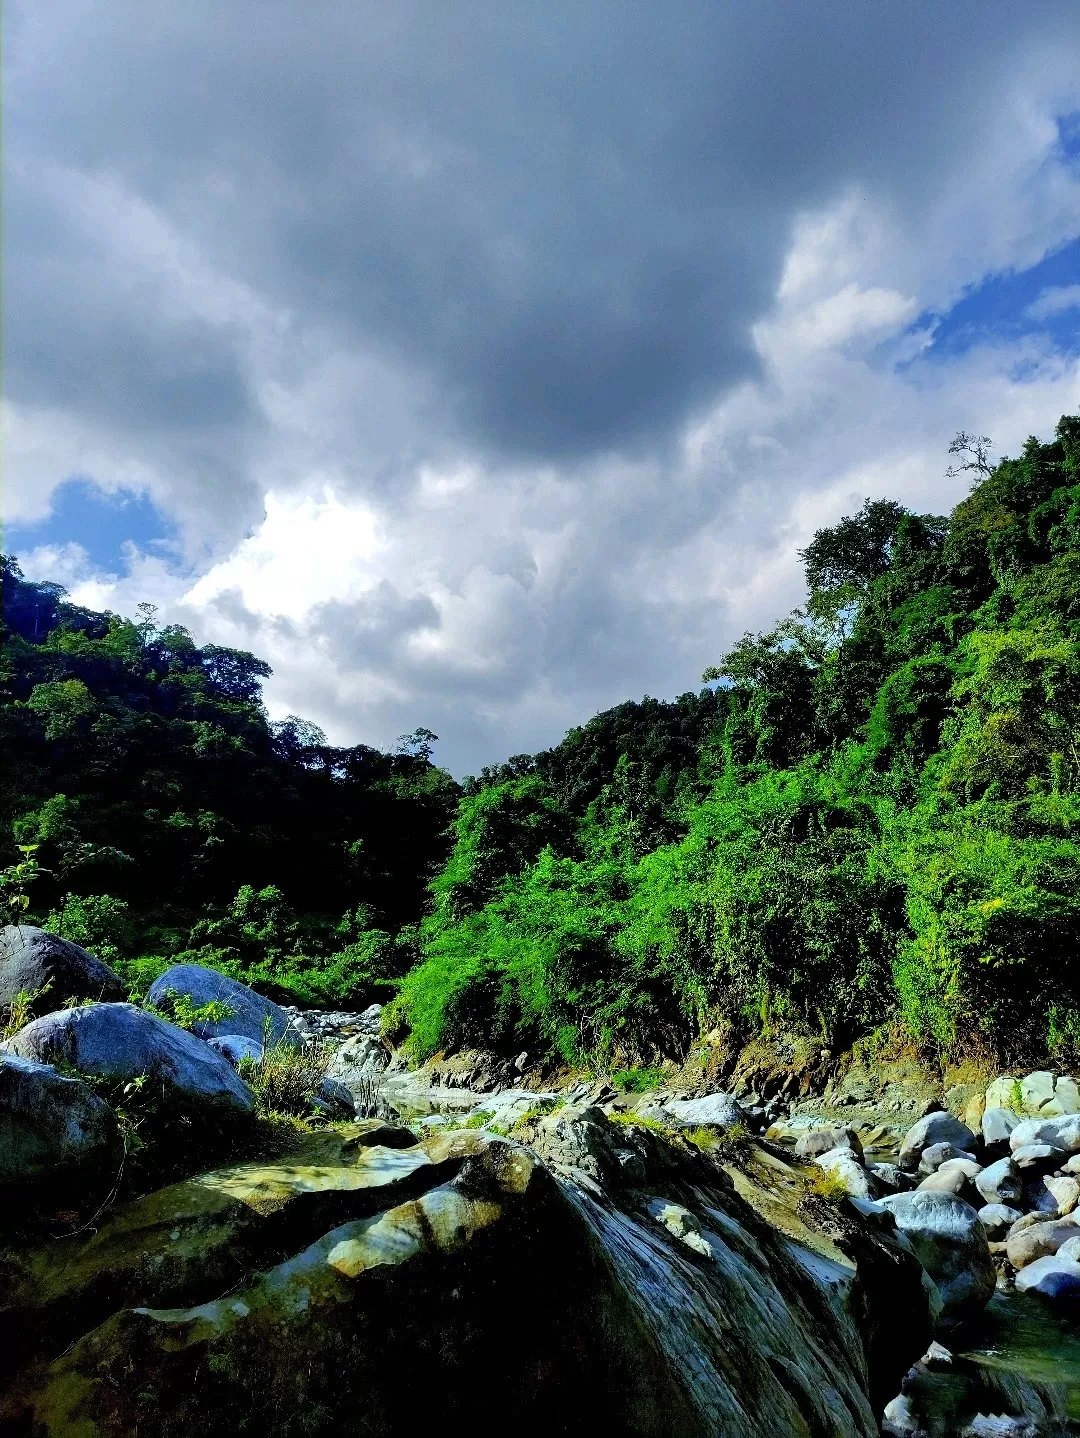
[397,414,1080,1067]
[7,412,1080,1069]
[0,559,459,1005]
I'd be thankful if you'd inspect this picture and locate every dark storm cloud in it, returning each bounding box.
[7,0,1079,491]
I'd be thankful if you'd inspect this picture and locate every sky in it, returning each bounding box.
[4,2,1080,776]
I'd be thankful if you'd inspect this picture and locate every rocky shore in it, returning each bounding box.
[4,926,1080,1435]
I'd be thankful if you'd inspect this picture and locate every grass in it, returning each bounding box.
[805,1165,852,1204]
[238,1037,331,1118]
[607,1109,672,1137]
[0,981,53,1041]
[684,1119,755,1164]
[611,1066,665,1093]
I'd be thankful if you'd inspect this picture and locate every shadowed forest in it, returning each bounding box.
[5,413,1080,1069]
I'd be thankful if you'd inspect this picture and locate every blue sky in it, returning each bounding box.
[5,2,1080,773]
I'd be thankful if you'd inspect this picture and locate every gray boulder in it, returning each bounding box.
[1014,1254,1080,1305]
[794,1124,863,1161]
[870,1162,915,1194]
[310,1076,357,1118]
[816,1147,879,1199]
[1012,1142,1067,1170]
[662,1092,743,1128]
[974,1156,1022,1208]
[918,1141,977,1176]
[0,926,124,1016]
[877,1190,996,1323]
[206,1034,263,1067]
[146,965,293,1047]
[916,1158,981,1201]
[0,1051,121,1191]
[981,1105,1018,1148]
[1010,1115,1080,1154]
[6,1003,253,1118]
[1056,1235,1080,1263]
[327,1033,390,1082]
[898,1113,977,1173]
[975,1204,1023,1238]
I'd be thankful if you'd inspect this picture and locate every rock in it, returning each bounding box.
[870,1162,915,1194]
[975,1204,1023,1238]
[1062,1153,1080,1176]
[1038,1174,1079,1215]
[794,1124,864,1161]
[1019,1071,1057,1115]
[0,1051,122,1194]
[662,1091,743,1128]
[1010,1115,1080,1154]
[0,926,124,1017]
[310,1076,358,1118]
[877,1190,996,1323]
[974,1157,1023,1208]
[206,1034,263,1067]
[1005,1217,1080,1269]
[1020,1171,1062,1214]
[1014,1254,1080,1305]
[984,1076,1022,1115]
[146,965,294,1048]
[1056,1235,1080,1263]
[466,1089,560,1130]
[918,1141,978,1176]
[816,1148,880,1199]
[532,1104,658,1189]
[898,1112,978,1173]
[981,1106,1019,1148]
[6,1003,253,1118]
[327,1033,390,1082]
[1055,1076,1080,1115]
[917,1158,981,1201]
[357,1003,383,1033]
[1012,1143,1067,1170]
[963,1092,986,1134]
[6,1125,926,1438]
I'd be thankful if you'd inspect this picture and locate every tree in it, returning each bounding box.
[945,431,995,486]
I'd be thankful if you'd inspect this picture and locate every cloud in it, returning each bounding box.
[6,2,1080,772]
[1027,283,1080,319]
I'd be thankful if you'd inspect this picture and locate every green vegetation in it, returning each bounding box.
[238,1038,332,1119]
[0,561,459,1006]
[396,414,1080,1068]
[6,414,1080,1072]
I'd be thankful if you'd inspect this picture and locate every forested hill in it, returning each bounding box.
[5,411,1080,1068]
[395,413,1080,1069]
[0,558,460,1002]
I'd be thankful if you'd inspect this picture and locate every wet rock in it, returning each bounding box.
[877,1189,996,1324]
[793,1124,864,1161]
[975,1157,1023,1208]
[206,1034,262,1067]
[6,1003,253,1118]
[0,926,124,1016]
[975,1203,1023,1238]
[147,965,294,1048]
[1005,1217,1080,1269]
[899,1113,978,1173]
[0,1051,121,1194]
[1014,1254,1080,1305]
[662,1091,743,1128]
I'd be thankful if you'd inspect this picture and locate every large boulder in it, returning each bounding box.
[0,926,124,1017]
[876,1190,996,1324]
[662,1092,743,1128]
[1010,1115,1080,1155]
[0,1051,121,1193]
[1005,1216,1080,1270]
[816,1147,879,1199]
[975,1156,1023,1208]
[326,1033,390,1082]
[898,1112,977,1173]
[1014,1254,1080,1306]
[794,1124,864,1161]
[5,1003,253,1118]
[146,965,293,1047]
[5,1123,932,1438]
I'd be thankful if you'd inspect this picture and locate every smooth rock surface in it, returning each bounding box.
[794,1124,864,1161]
[817,1147,879,1199]
[1010,1116,1080,1154]
[146,965,293,1047]
[206,1034,263,1066]
[899,1113,977,1173]
[662,1092,743,1128]
[877,1190,996,1323]
[0,926,124,1015]
[1014,1254,1080,1304]
[0,1051,121,1192]
[919,1141,978,1176]
[1005,1217,1079,1270]
[975,1204,1023,1238]
[6,1003,253,1117]
[917,1157,981,1199]
[975,1157,1023,1208]
[981,1106,1019,1147]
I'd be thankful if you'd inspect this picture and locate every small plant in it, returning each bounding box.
[611,1067,664,1094]
[699,1120,756,1164]
[806,1166,851,1204]
[1,981,52,1040]
[0,845,50,925]
[238,1036,331,1118]
[145,990,234,1032]
[607,1109,672,1137]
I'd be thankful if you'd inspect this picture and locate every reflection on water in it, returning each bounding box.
[956,1289,1080,1419]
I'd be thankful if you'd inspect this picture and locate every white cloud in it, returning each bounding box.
[1027,283,1080,319]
